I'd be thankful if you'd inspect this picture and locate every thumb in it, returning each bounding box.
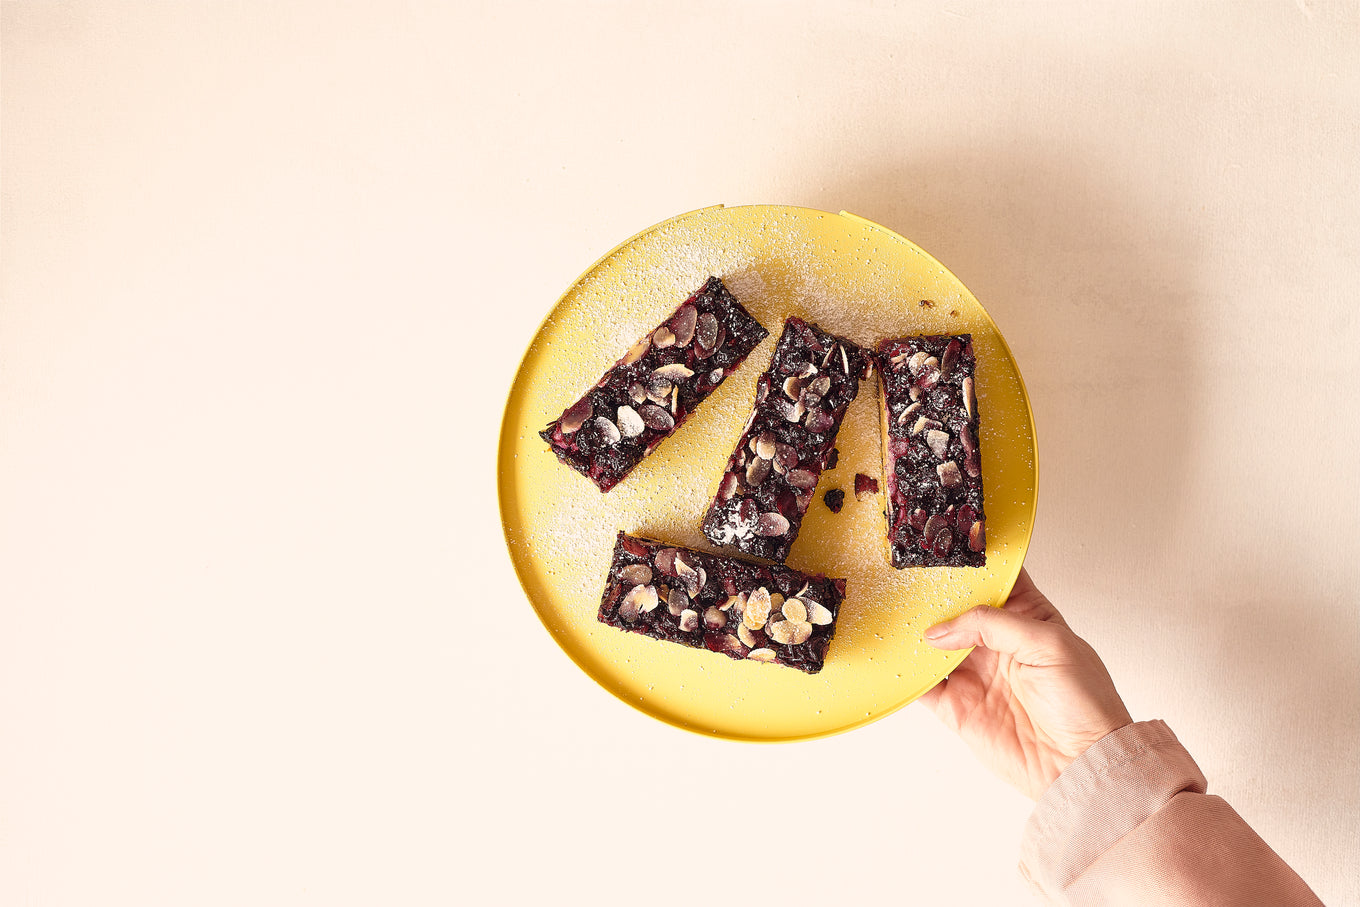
[924,605,1071,666]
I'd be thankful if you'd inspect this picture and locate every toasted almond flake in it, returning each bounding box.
[774,443,799,469]
[722,634,746,655]
[619,584,656,622]
[638,404,674,431]
[670,383,679,415]
[768,620,795,645]
[806,600,833,626]
[908,351,930,375]
[653,363,695,381]
[963,376,976,421]
[821,345,835,367]
[695,311,719,350]
[937,460,963,487]
[809,375,831,397]
[923,356,940,372]
[785,400,806,423]
[804,409,835,434]
[909,385,923,402]
[696,324,724,359]
[593,416,621,445]
[769,592,784,610]
[747,648,777,663]
[703,607,726,630]
[743,587,772,630]
[559,398,592,434]
[677,608,700,632]
[796,362,819,379]
[911,416,943,436]
[890,351,911,366]
[617,405,645,438]
[925,429,950,459]
[708,368,723,384]
[840,344,851,374]
[646,375,673,404]
[782,599,807,623]
[746,456,771,486]
[655,547,680,576]
[718,471,740,501]
[786,468,819,489]
[965,450,981,478]
[922,514,949,546]
[652,326,676,348]
[672,304,698,346]
[619,564,652,585]
[789,621,813,644]
[896,401,923,425]
[721,592,747,613]
[737,623,759,647]
[621,335,651,366]
[969,519,986,552]
[755,512,790,537]
[628,382,647,404]
[783,375,807,400]
[941,339,961,377]
[667,587,689,616]
[959,424,976,454]
[754,431,777,460]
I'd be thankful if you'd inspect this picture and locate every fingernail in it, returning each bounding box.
[923,623,949,640]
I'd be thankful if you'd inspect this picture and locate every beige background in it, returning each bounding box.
[3,2,1357,905]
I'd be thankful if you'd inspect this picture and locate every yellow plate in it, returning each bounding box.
[498,205,1037,742]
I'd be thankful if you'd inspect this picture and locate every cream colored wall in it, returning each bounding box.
[3,3,1356,905]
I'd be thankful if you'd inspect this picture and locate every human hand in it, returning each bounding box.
[918,569,1133,800]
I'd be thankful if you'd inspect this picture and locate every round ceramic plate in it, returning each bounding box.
[498,205,1037,742]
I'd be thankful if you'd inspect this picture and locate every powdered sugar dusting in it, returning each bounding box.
[503,205,1037,739]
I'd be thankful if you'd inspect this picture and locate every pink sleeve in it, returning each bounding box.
[1018,720,1322,906]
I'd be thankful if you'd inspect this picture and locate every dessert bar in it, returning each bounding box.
[876,334,986,567]
[540,277,768,492]
[701,317,870,562]
[599,532,847,674]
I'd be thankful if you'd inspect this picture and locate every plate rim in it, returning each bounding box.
[496,203,1040,743]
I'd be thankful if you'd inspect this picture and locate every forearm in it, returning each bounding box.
[1019,721,1322,906]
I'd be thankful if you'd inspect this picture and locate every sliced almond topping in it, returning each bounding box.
[809,375,831,397]
[909,385,923,402]
[722,634,747,656]
[619,564,653,585]
[925,429,950,459]
[695,311,719,350]
[628,382,647,404]
[747,648,777,663]
[621,335,651,366]
[769,592,784,611]
[908,351,930,375]
[670,383,679,415]
[652,363,695,382]
[703,606,727,630]
[774,443,799,469]
[937,460,963,487]
[911,416,943,437]
[840,344,851,375]
[754,431,777,460]
[696,324,724,359]
[896,401,923,426]
[923,355,940,372]
[559,398,593,434]
[686,567,707,598]
[959,424,976,454]
[922,514,949,546]
[786,468,819,489]
[593,416,621,445]
[652,326,676,349]
[678,609,700,632]
[768,620,795,645]
[783,375,808,400]
[782,598,807,623]
[619,584,656,622]
[804,409,835,434]
[788,621,812,644]
[746,456,771,486]
[708,368,723,385]
[616,405,645,438]
[963,376,976,421]
[785,400,806,423]
[743,587,772,630]
[667,587,689,616]
[965,449,981,478]
[941,339,961,377]
[721,591,747,613]
[718,471,740,501]
[755,512,790,537]
[969,519,986,552]
[672,304,698,346]
[638,404,674,431]
[646,375,673,404]
[654,547,680,576]
[805,599,834,626]
[737,623,759,648]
